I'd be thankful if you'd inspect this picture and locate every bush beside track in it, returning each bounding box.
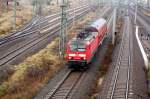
[0,11,96,99]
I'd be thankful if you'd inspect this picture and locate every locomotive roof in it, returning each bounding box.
[68,18,106,46]
[91,18,106,31]
[70,32,98,45]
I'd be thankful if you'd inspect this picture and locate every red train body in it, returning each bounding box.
[66,18,107,69]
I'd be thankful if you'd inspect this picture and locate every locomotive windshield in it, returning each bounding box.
[70,41,86,52]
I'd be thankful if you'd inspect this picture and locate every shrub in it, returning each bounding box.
[25,66,43,79]
[0,67,14,84]
[0,84,8,96]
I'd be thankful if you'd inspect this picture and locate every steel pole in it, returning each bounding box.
[134,0,138,24]
[57,0,59,5]
[99,0,100,8]
[48,0,52,4]
[59,0,67,58]
[148,0,150,7]
[112,8,117,45]
[73,7,75,28]
[32,0,37,17]
[13,0,16,30]
[32,1,34,17]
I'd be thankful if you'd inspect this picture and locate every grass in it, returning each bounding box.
[148,63,150,77]
[0,11,96,99]
[100,43,114,75]
[0,4,61,37]
[0,7,32,37]
[0,38,63,99]
[89,16,123,99]
[0,84,8,96]
[44,5,60,15]
[11,39,60,82]
[147,60,150,96]
[89,42,115,99]
[0,66,14,84]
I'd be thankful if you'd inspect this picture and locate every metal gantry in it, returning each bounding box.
[59,0,68,58]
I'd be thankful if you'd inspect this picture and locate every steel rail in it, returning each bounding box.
[43,70,72,99]
[0,5,90,45]
[44,71,83,99]
[1,4,88,37]
[0,9,90,68]
[125,18,132,99]
[0,7,90,46]
[110,19,128,99]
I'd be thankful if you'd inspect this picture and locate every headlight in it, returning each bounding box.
[68,57,72,59]
[69,54,76,56]
[79,54,86,57]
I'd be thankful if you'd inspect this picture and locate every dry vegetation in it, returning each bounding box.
[148,62,150,77]
[0,7,32,37]
[90,42,115,99]
[148,60,150,96]
[0,0,87,37]
[0,2,60,37]
[0,11,96,99]
[0,66,14,84]
[0,38,64,99]
[90,16,123,99]
[44,5,60,15]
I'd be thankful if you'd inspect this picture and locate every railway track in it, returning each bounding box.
[0,5,112,69]
[34,7,113,99]
[0,5,89,45]
[43,70,85,99]
[98,15,149,99]
[99,17,133,99]
[139,29,150,57]
[0,6,91,69]
[107,17,132,99]
[130,8,150,60]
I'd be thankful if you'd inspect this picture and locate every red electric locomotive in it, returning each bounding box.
[66,18,107,69]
